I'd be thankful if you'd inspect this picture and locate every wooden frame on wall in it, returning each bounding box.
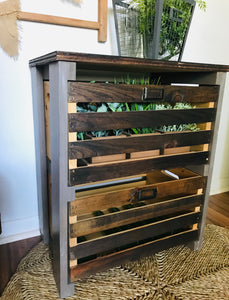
[17,0,107,42]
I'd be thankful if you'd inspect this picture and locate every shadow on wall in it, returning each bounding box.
[0,175,12,237]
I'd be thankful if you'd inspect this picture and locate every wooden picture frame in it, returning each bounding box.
[17,0,107,42]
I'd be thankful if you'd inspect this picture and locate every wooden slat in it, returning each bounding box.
[70,212,200,259]
[70,229,198,281]
[69,151,208,185]
[29,51,229,73]
[18,11,100,29]
[70,175,204,216]
[98,0,107,42]
[70,194,203,237]
[68,130,211,159]
[68,108,215,132]
[68,103,77,169]
[68,82,219,103]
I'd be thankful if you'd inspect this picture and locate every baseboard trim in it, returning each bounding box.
[0,215,40,245]
[210,178,229,196]
[0,229,41,245]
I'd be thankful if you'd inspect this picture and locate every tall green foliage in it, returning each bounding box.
[160,0,193,59]
[130,0,205,60]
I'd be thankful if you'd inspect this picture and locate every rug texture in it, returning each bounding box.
[1,224,229,299]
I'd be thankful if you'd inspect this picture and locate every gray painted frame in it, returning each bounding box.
[49,61,76,298]
[193,72,227,249]
[30,66,50,244]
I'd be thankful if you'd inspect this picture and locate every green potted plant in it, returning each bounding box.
[113,0,206,60]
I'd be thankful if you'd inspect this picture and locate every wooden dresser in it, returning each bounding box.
[30,51,228,298]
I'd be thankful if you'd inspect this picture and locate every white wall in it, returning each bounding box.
[0,0,117,244]
[0,0,228,244]
[182,0,229,195]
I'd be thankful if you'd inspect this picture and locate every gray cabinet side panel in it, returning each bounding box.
[194,72,227,250]
[49,61,76,298]
[30,66,49,243]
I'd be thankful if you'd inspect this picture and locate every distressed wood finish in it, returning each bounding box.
[70,194,203,237]
[70,212,200,259]
[29,51,229,73]
[68,108,215,132]
[70,175,204,216]
[70,151,208,185]
[68,82,219,103]
[70,229,198,281]
[69,130,211,159]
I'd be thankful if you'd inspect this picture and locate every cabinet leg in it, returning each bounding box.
[59,282,74,299]
[49,61,77,298]
[187,238,203,251]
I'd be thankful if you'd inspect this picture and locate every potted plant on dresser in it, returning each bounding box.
[113,0,206,60]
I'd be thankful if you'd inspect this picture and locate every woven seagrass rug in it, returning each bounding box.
[1,224,229,300]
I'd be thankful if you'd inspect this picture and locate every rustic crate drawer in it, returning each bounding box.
[68,82,217,186]
[69,167,204,280]
[70,167,204,217]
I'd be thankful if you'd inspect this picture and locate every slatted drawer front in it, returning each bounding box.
[68,82,218,186]
[67,81,217,281]
[69,167,204,281]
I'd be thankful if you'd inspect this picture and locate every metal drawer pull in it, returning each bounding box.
[142,87,164,101]
[138,188,157,201]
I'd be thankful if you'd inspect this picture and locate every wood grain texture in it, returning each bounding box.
[98,0,107,42]
[68,82,219,103]
[70,212,200,259]
[68,108,215,132]
[18,12,100,30]
[1,193,227,295]
[68,130,211,159]
[70,229,198,281]
[29,51,229,74]
[69,151,208,185]
[70,194,203,237]
[70,175,204,216]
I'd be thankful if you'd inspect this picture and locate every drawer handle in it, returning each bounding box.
[142,87,164,101]
[138,188,157,201]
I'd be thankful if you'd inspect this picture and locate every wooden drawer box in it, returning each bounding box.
[30,51,228,298]
[68,81,216,187]
[69,167,204,280]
